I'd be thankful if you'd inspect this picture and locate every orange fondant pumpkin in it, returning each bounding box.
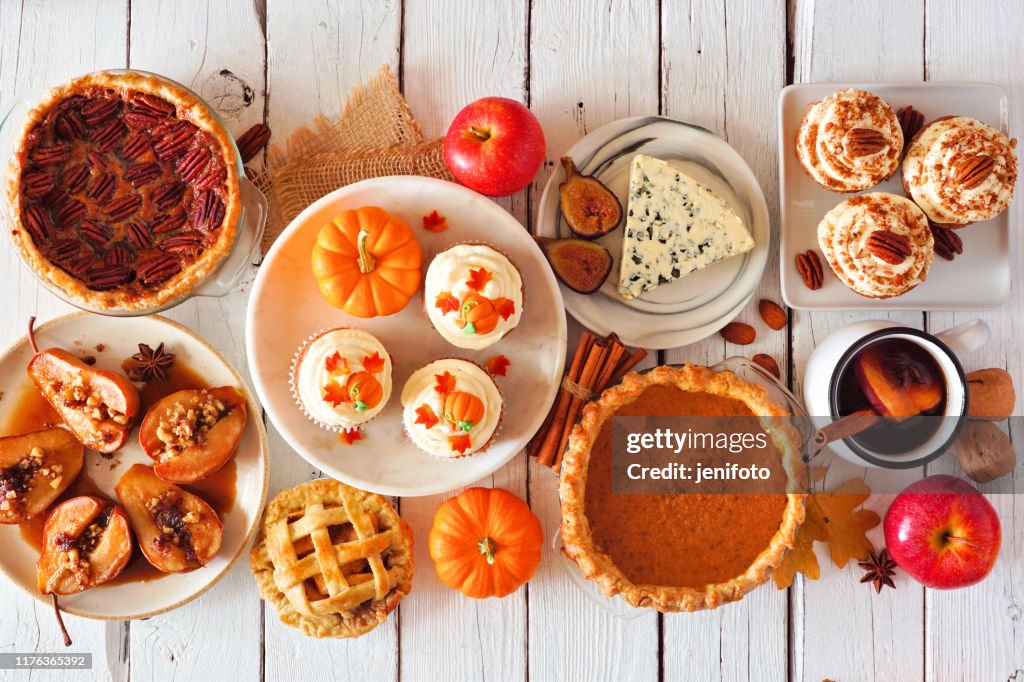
[428,487,543,599]
[344,371,383,412]
[458,293,499,335]
[443,391,485,431]
[311,206,423,318]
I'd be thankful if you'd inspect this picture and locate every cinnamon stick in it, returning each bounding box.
[533,333,596,465]
[812,409,882,447]
[551,341,609,468]
[608,348,648,386]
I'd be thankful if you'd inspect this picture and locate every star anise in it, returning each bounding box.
[858,548,897,593]
[885,353,925,386]
[128,342,175,383]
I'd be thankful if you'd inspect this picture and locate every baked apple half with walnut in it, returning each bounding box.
[115,464,222,573]
[0,428,84,524]
[37,496,133,595]
[139,387,247,484]
[26,318,140,453]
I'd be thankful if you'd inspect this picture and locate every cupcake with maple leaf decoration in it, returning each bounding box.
[290,328,393,432]
[425,244,524,350]
[401,358,502,458]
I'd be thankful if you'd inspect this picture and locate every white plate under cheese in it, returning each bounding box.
[618,154,755,300]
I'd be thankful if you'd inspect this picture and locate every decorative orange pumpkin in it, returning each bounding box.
[311,206,423,318]
[443,391,485,431]
[457,293,499,335]
[428,487,542,599]
[344,371,383,412]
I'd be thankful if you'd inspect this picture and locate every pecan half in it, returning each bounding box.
[176,147,211,183]
[85,265,134,291]
[55,111,86,140]
[50,239,83,267]
[235,123,271,164]
[105,194,142,222]
[130,94,176,118]
[194,164,226,191]
[63,164,91,195]
[55,199,86,229]
[124,162,162,188]
[86,172,117,204]
[23,204,54,244]
[126,220,153,249]
[930,222,963,261]
[153,182,185,212]
[152,121,196,160]
[844,128,887,157]
[193,190,225,232]
[162,232,204,256]
[124,111,164,129]
[93,119,128,153]
[104,242,134,266]
[952,154,995,190]
[79,218,113,247]
[137,254,182,286]
[796,249,824,290]
[22,170,54,199]
[866,230,912,265]
[81,98,120,126]
[896,105,924,144]
[150,213,187,235]
[31,142,70,166]
[86,150,108,171]
[121,133,151,161]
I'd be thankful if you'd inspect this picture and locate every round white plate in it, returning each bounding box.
[0,313,268,620]
[535,116,771,349]
[246,176,566,497]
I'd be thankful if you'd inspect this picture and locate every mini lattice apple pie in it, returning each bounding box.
[249,478,414,639]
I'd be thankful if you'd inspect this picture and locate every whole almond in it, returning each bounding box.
[720,322,755,345]
[758,299,787,330]
[967,368,1016,420]
[752,354,780,378]
[952,154,995,190]
[844,127,887,157]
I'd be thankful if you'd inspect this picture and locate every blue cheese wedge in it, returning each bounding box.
[618,154,755,299]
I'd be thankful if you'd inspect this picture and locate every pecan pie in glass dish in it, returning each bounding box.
[4,71,249,313]
[559,365,806,612]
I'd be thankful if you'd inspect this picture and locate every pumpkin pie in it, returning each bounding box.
[249,478,414,639]
[425,244,523,350]
[290,328,392,432]
[6,71,241,312]
[401,359,502,458]
[560,365,806,612]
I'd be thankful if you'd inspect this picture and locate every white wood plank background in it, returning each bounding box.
[0,1,1020,681]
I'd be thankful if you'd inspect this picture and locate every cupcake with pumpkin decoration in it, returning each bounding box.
[290,328,393,432]
[401,359,502,458]
[424,244,523,350]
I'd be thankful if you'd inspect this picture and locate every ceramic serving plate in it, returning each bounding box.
[247,176,566,497]
[779,82,1012,311]
[535,116,771,349]
[0,313,268,619]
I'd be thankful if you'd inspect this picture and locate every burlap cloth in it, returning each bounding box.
[250,65,454,250]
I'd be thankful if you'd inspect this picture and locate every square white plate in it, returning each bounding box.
[779,82,1012,311]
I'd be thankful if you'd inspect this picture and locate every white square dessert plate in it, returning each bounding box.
[779,82,1012,311]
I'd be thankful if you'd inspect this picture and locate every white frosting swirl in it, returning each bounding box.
[401,359,502,458]
[293,328,392,429]
[424,244,523,350]
[818,192,933,299]
[903,116,1017,224]
[796,88,903,192]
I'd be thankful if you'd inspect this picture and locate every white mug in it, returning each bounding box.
[803,319,990,467]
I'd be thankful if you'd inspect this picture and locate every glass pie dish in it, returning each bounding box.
[0,69,267,316]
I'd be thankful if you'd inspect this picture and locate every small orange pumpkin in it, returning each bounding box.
[311,206,423,318]
[457,293,499,335]
[443,391,485,431]
[428,487,542,599]
[344,371,383,412]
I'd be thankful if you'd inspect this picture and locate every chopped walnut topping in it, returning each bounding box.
[147,492,198,562]
[0,446,51,506]
[155,392,227,462]
[51,375,128,425]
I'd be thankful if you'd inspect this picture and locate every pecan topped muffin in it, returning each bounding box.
[796,88,903,192]
[817,192,933,299]
[902,116,1018,226]
[6,71,241,312]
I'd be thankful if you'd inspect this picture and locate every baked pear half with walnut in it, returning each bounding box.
[0,428,84,524]
[37,496,133,595]
[26,318,139,453]
[115,464,222,573]
[139,387,247,484]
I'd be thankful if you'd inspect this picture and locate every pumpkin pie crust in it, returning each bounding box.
[559,364,806,612]
[7,71,241,311]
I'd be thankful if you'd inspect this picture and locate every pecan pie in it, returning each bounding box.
[6,71,241,311]
[560,365,806,612]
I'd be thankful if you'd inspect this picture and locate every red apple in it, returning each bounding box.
[884,475,1001,589]
[444,97,545,196]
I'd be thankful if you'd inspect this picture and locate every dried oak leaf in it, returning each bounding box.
[773,477,879,588]
[485,354,511,377]
[422,210,448,232]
